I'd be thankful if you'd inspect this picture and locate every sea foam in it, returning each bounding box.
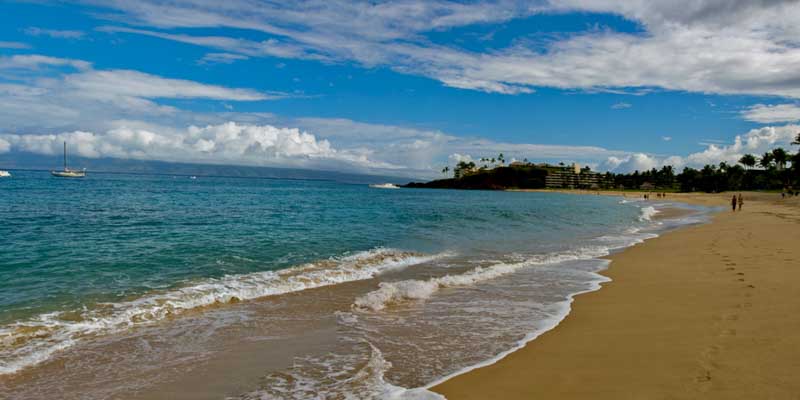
[0,248,451,375]
[639,205,660,221]
[354,246,612,312]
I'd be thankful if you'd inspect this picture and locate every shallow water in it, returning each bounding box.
[0,172,709,398]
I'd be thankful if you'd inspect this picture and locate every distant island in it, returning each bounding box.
[406,145,800,192]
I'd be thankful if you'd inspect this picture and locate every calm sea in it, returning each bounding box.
[0,171,707,399]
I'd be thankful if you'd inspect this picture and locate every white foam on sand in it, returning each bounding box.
[0,248,453,375]
[415,264,612,396]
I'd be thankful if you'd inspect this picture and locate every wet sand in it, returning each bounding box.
[434,192,800,399]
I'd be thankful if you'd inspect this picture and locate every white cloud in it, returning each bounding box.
[661,136,672,141]
[611,102,631,109]
[600,124,800,173]
[0,41,30,49]
[0,122,401,172]
[63,69,268,101]
[24,27,85,39]
[600,153,658,173]
[198,53,250,65]
[0,55,283,131]
[0,137,10,153]
[98,26,321,61]
[741,104,800,123]
[90,0,800,97]
[0,54,91,71]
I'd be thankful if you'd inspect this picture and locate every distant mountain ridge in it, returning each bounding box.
[0,153,408,184]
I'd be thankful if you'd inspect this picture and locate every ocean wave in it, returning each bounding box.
[0,248,452,375]
[639,206,660,221]
[353,246,611,312]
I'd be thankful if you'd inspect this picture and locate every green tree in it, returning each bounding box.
[793,133,800,145]
[760,152,774,169]
[772,148,788,170]
[739,154,756,169]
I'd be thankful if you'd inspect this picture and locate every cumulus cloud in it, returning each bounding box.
[600,124,800,173]
[292,117,631,174]
[741,104,800,124]
[91,0,800,97]
[600,153,659,173]
[662,136,672,141]
[0,122,401,172]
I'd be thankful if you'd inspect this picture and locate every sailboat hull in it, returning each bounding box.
[51,170,86,178]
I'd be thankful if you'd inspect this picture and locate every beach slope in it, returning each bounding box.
[434,194,800,399]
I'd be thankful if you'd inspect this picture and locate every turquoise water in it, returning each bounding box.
[1,171,699,398]
[1,171,639,325]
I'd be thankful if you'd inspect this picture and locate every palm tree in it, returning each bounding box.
[772,148,788,170]
[441,166,449,176]
[793,133,800,145]
[498,153,505,165]
[739,154,756,169]
[760,152,774,169]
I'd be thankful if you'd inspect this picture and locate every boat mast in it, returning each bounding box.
[63,141,67,171]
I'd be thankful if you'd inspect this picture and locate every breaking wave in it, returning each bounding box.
[639,206,659,221]
[0,248,451,375]
[353,246,612,312]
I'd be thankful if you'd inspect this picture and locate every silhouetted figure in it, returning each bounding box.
[738,193,743,211]
[731,195,737,212]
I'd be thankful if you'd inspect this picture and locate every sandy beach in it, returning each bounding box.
[434,192,800,399]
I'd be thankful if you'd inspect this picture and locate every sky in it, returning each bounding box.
[1,0,800,178]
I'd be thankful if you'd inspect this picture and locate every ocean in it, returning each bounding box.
[0,171,708,399]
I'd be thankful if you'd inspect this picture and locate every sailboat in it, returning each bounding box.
[51,141,86,178]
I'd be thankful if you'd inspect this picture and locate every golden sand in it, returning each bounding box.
[434,192,800,399]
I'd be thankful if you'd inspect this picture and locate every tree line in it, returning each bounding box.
[606,135,800,192]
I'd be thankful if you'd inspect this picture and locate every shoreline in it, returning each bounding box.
[432,191,800,399]
[418,201,696,394]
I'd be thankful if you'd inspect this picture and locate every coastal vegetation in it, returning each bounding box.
[407,138,800,192]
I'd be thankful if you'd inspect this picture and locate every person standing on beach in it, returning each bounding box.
[731,195,737,212]
[738,193,743,211]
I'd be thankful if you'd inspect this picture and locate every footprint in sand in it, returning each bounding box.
[721,329,737,337]
[696,370,712,382]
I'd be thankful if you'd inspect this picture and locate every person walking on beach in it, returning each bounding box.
[738,193,743,211]
[731,194,737,212]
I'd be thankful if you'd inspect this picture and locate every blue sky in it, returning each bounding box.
[1,1,799,178]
